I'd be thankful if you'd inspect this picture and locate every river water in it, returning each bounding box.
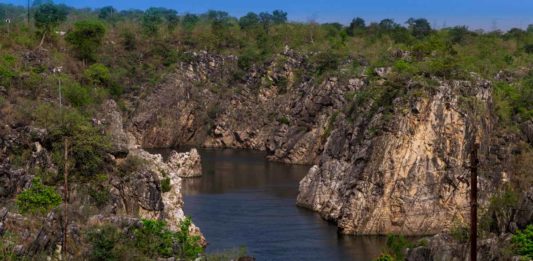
[152,148,386,261]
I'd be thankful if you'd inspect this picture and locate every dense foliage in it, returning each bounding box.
[512,225,533,259]
[87,218,203,260]
[16,177,62,214]
[0,1,532,260]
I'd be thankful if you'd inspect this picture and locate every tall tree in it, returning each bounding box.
[65,20,106,62]
[347,17,365,36]
[406,18,432,38]
[239,12,260,29]
[34,3,67,47]
[272,10,288,24]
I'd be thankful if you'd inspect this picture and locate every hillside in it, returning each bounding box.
[0,3,532,260]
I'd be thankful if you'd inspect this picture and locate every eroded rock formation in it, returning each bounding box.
[297,80,493,235]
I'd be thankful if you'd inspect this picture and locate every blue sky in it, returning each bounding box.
[3,0,532,30]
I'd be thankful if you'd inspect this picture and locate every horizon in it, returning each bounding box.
[1,0,532,31]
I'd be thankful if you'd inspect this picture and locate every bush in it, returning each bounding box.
[118,155,148,177]
[512,225,533,259]
[312,52,341,76]
[84,63,111,86]
[33,105,110,178]
[176,217,204,259]
[0,54,18,87]
[134,218,203,259]
[384,234,412,261]
[480,189,519,234]
[87,225,121,261]
[64,83,92,107]
[450,222,469,243]
[65,20,106,62]
[87,218,203,260]
[374,254,394,261]
[16,177,62,214]
[277,116,290,125]
[161,177,171,193]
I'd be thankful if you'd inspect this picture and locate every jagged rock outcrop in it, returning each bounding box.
[406,188,533,261]
[129,50,355,164]
[95,99,129,157]
[114,148,205,242]
[297,79,493,235]
[168,148,202,178]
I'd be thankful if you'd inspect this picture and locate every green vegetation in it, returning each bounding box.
[0,2,532,260]
[375,235,413,261]
[16,177,62,214]
[512,225,533,259]
[34,3,68,45]
[65,20,106,62]
[87,218,203,260]
[161,177,172,193]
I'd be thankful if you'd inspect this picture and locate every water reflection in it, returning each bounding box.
[148,148,386,261]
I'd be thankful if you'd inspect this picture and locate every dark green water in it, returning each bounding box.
[150,148,387,261]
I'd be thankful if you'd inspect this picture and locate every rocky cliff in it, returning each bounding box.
[129,50,354,164]
[129,50,509,235]
[298,79,493,235]
[0,99,205,257]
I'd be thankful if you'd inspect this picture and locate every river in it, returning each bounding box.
[151,148,387,261]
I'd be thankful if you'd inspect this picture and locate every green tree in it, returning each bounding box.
[98,6,118,22]
[512,225,533,259]
[239,12,260,29]
[271,10,288,24]
[84,63,111,86]
[347,17,365,36]
[406,18,432,38]
[16,177,62,214]
[181,13,199,30]
[141,7,163,35]
[34,3,68,46]
[65,20,106,62]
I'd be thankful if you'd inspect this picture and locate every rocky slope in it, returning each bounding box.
[297,78,493,235]
[0,99,205,257]
[128,50,519,236]
[129,50,356,164]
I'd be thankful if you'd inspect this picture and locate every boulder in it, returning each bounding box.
[167,149,202,178]
[96,100,129,157]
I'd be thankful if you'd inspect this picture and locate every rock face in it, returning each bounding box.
[297,80,492,235]
[118,149,205,243]
[95,99,129,156]
[128,51,509,235]
[406,187,533,261]
[129,51,354,164]
[168,149,202,178]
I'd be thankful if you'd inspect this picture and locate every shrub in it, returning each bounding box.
[384,234,412,260]
[118,156,147,177]
[0,54,18,87]
[277,116,290,125]
[87,225,121,261]
[161,177,171,193]
[512,225,533,259]
[16,177,62,214]
[134,218,202,259]
[34,3,68,37]
[176,217,203,259]
[65,20,106,62]
[312,52,341,76]
[450,222,470,243]
[374,254,394,261]
[64,83,92,107]
[480,189,519,234]
[33,105,110,178]
[84,63,111,86]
